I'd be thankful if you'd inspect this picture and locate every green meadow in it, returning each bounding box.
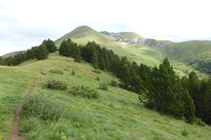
[0,52,211,140]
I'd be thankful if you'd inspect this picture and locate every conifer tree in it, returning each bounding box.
[42,39,57,53]
[92,53,99,69]
[35,44,49,60]
[72,47,82,62]
[183,89,196,124]
[99,55,106,70]
[59,40,69,56]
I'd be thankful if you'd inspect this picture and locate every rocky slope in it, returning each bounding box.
[101,32,168,51]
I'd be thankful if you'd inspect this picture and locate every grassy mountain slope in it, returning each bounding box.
[1,52,211,139]
[100,31,143,39]
[55,26,163,66]
[1,50,26,58]
[161,40,211,79]
[118,32,143,38]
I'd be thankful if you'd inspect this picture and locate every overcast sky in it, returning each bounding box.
[0,0,211,56]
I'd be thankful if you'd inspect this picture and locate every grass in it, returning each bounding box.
[0,52,210,139]
[0,66,39,139]
[162,40,211,79]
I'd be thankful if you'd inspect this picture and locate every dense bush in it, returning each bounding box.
[181,128,189,136]
[71,70,75,75]
[69,85,99,99]
[92,69,101,74]
[96,76,100,81]
[22,95,69,121]
[111,80,118,87]
[46,80,67,90]
[98,83,108,90]
[196,118,206,126]
[49,69,63,74]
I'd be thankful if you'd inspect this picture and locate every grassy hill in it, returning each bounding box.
[117,32,143,39]
[0,52,211,140]
[100,31,143,39]
[160,40,211,79]
[1,50,26,58]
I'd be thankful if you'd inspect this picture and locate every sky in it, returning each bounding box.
[0,0,211,56]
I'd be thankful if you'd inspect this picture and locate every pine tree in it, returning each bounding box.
[139,63,148,81]
[99,55,106,70]
[183,89,196,124]
[141,58,186,116]
[35,44,49,60]
[59,40,69,56]
[72,47,82,62]
[42,39,57,53]
[92,53,99,69]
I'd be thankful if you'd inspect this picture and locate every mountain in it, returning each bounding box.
[54,26,164,67]
[1,50,26,58]
[100,30,211,79]
[55,26,112,46]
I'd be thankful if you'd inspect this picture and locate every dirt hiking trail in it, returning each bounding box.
[9,70,45,140]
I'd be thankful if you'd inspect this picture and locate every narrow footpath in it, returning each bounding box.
[9,70,45,140]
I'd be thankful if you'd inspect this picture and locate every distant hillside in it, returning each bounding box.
[162,40,211,77]
[1,50,26,58]
[54,26,112,46]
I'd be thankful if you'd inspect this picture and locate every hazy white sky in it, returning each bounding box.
[0,0,211,56]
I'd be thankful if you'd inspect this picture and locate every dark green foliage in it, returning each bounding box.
[59,40,71,57]
[98,83,108,90]
[42,39,57,53]
[26,48,36,59]
[46,80,67,90]
[183,89,195,124]
[196,118,206,126]
[92,53,99,69]
[72,47,82,62]
[22,95,69,121]
[96,76,100,81]
[69,85,99,99]
[182,72,211,124]
[92,69,101,74]
[140,58,193,120]
[71,69,75,75]
[181,128,189,136]
[111,80,117,87]
[35,44,49,60]
[49,69,63,74]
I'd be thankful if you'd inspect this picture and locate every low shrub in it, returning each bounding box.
[49,69,63,74]
[196,118,206,126]
[46,80,67,90]
[98,83,108,90]
[181,128,189,136]
[71,70,75,75]
[22,95,69,121]
[92,69,101,74]
[96,76,100,81]
[69,85,99,99]
[111,80,118,87]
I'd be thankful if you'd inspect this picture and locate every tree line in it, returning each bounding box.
[0,39,56,66]
[59,39,211,125]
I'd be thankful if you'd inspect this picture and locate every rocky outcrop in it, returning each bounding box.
[108,33,140,44]
[138,38,168,51]
[107,33,168,52]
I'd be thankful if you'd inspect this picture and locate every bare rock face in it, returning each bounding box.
[107,33,168,52]
[138,38,168,51]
